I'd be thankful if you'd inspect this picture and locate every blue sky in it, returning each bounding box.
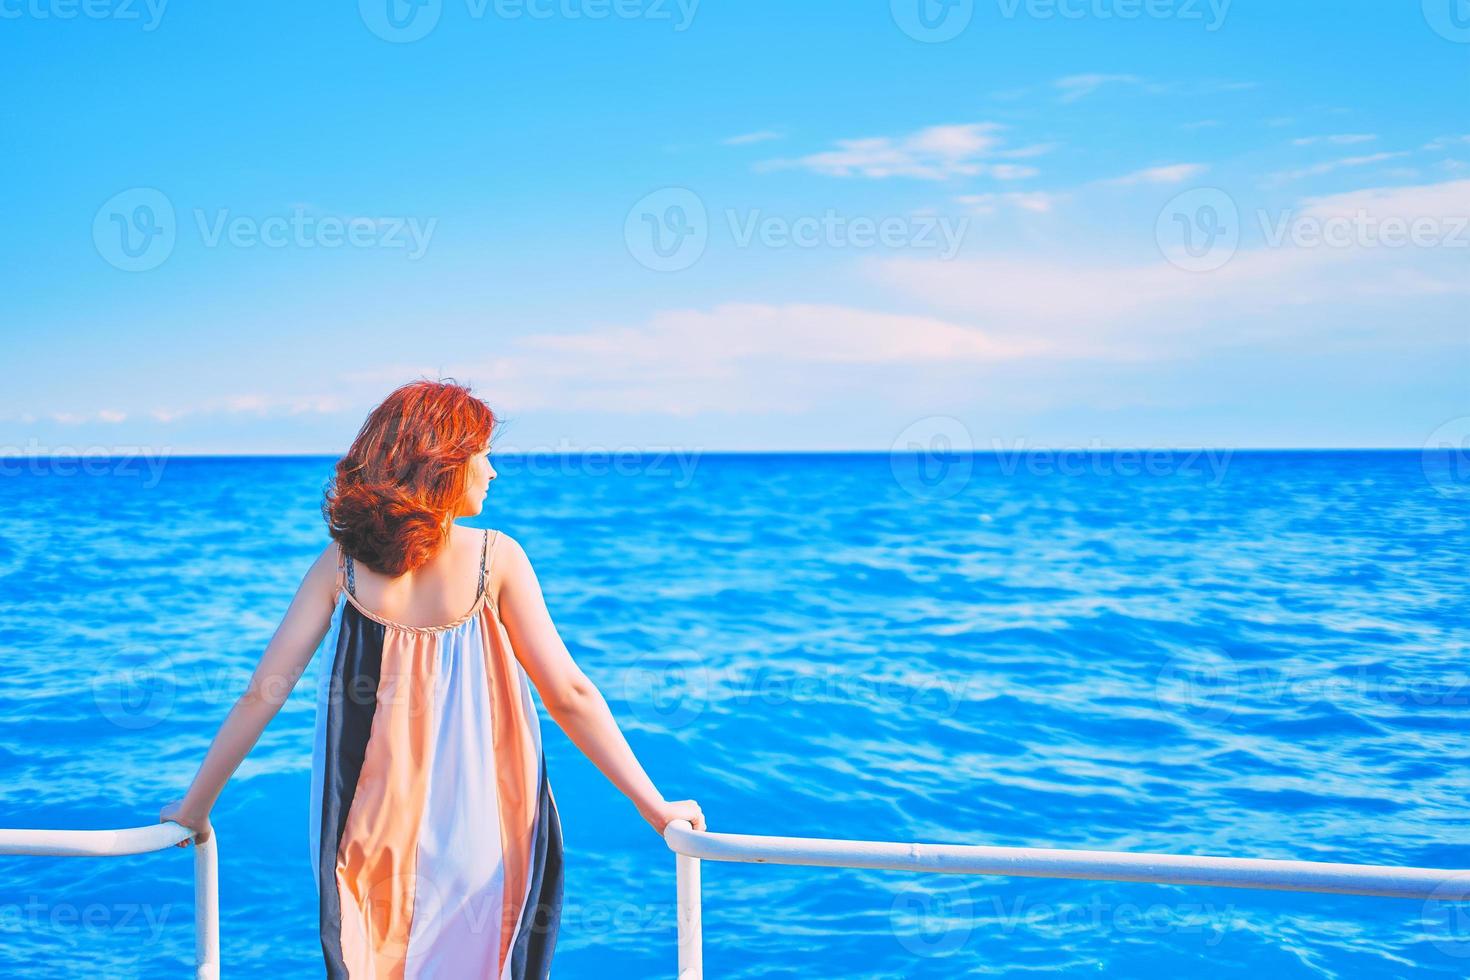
[1,0,1466,452]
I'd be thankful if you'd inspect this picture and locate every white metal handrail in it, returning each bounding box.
[0,821,219,979]
[661,821,1470,979]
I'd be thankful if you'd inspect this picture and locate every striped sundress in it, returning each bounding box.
[308,528,563,979]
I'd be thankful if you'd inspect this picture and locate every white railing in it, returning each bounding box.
[5,817,1462,978]
[0,821,219,980]
[661,821,1470,979]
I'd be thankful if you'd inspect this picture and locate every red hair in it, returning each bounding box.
[323,379,496,576]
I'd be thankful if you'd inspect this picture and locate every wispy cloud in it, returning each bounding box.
[1296,177,1470,226]
[876,177,1470,358]
[1291,134,1378,147]
[141,394,347,424]
[1054,73,1142,103]
[990,164,1040,180]
[1105,163,1209,185]
[1424,134,1470,152]
[364,304,1052,417]
[49,409,127,425]
[998,142,1061,160]
[759,123,1022,180]
[723,130,783,146]
[955,192,1063,215]
[1268,151,1410,183]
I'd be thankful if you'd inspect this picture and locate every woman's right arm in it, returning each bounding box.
[159,542,341,845]
[495,532,706,837]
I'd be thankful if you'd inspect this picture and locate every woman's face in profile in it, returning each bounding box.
[460,442,496,517]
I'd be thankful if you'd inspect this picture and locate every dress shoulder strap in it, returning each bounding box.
[477,528,502,597]
[343,550,357,598]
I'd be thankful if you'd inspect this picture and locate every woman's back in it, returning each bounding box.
[161,379,702,980]
[310,525,563,979]
[340,524,493,630]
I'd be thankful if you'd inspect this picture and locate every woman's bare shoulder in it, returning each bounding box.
[489,528,528,566]
[269,540,345,611]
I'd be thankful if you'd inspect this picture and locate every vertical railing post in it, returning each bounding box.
[193,833,220,980]
[670,819,702,979]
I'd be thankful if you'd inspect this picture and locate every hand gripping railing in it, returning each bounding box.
[661,821,1470,979]
[0,821,219,979]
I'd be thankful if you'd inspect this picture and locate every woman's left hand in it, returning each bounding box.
[159,799,213,847]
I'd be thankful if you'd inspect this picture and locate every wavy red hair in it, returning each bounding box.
[323,379,496,576]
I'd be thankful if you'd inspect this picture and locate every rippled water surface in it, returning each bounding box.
[1,451,1466,978]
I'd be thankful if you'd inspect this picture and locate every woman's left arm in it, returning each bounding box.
[158,541,341,845]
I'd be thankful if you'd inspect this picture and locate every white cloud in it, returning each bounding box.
[956,192,1063,215]
[1292,134,1378,147]
[990,164,1040,180]
[1268,151,1410,183]
[875,178,1470,356]
[1054,74,1141,103]
[140,394,346,423]
[723,130,782,146]
[48,409,127,425]
[372,304,1053,416]
[759,123,1014,180]
[1295,178,1470,225]
[999,142,1061,159]
[1424,135,1470,152]
[1106,163,1209,185]
[878,249,1312,332]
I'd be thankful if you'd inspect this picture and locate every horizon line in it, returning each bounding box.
[0,447,1452,459]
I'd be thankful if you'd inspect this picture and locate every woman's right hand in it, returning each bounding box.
[159,799,213,847]
[640,798,706,837]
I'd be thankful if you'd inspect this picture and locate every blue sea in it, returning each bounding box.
[1,451,1466,978]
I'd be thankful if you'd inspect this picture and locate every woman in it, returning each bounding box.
[159,379,706,979]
